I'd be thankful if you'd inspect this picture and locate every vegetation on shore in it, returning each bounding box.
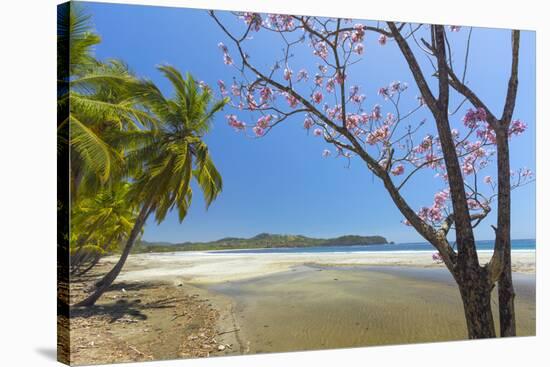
[133,233,388,253]
[60,3,226,306]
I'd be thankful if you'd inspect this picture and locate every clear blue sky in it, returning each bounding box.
[83,1,536,244]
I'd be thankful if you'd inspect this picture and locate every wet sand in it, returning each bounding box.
[205,265,535,353]
[75,251,535,362]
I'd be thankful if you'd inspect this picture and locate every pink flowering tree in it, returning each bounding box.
[210,12,533,338]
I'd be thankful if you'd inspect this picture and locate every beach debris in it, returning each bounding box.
[171,313,186,321]
[128,345,153,359]
[217,328,240,336]
[121,288,127,293]
[187,335,198,341]
[217,344,226,351]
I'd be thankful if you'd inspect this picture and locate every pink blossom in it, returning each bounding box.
[367,125,390,145]
[312,91,323,104]
[335,71,346,85]
[484,176,492,184]
[314,74,323,86]
[351,24,365,42]
[384,112,396,125]
[390,81,406,93]
[449,25,461,32]
[354,43,364,54]
[223,53,233,65]
[349,85,365,104]
[260,86,273,102]
[226,114,246,131]
[217,42,228,53]
[252,126,265,137]
[428,206,443,221]
[246,92,258,110]
[345,114,360,130]
[378,34,387,46]
[521,168,533,178]
[303,116,314,130]
[218,43,233,65]
[283,67,293,81]
[467,199,481,210]
[322,149,331,158]
[256,115,272,128]
[326,78,335,93]
[462,107,487,128]
[433,190,449,207]
[217,80,227,95]
[391,164,405,176]
[265,14,294,31]
[509,119,527,137]
[476,126,497,144]
[296,69,309,82]
[231,82,241,96]
[462,162,474,175]
[285,92,298,108]
[313,128,323,136]
[326,104,343,120]
[241,12,262,31]
[378,87,389,99]
[371,104,382,121]
[313,41,329,59]
[197,81,211,93]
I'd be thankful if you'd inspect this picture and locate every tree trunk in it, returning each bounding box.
[498,265,516,336]
[457,270,496,339]
[495,131,516,337]
[73,201,152,307]
[75,254,101,277]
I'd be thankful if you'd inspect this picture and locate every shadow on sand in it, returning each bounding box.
[70,281,180,323]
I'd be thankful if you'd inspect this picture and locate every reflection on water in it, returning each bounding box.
[203,265,536,354]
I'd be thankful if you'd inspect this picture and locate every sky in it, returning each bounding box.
[83,1,536,244]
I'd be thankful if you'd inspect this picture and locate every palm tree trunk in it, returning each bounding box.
[73,201,152,307]
[75,254,101,276]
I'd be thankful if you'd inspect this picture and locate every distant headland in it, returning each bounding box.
[134,233,388,253]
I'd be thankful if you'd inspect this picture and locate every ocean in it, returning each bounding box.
[210,238,535,254]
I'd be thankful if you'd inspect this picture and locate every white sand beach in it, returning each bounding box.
[112,250,536,284]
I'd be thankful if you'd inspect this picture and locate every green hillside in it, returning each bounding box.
[132,233,388,253]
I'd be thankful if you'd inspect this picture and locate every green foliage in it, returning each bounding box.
[134,234,389,253]
[125,66,226,223]
[71,182,139,256]
[60,5,226,280]
[58,4,159,198]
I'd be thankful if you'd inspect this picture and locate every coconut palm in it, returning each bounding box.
[70,182,138,275]
[75,66,227,307]
[58,3,157,201]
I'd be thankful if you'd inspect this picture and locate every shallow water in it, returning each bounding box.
[209,239,536,254]
[204,265,536,354]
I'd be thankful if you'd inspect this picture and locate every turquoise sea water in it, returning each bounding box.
[210,238,535,254]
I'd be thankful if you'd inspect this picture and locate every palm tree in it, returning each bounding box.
[75,66,227,307]
[58,3,157,201]
[70,182,138,275]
